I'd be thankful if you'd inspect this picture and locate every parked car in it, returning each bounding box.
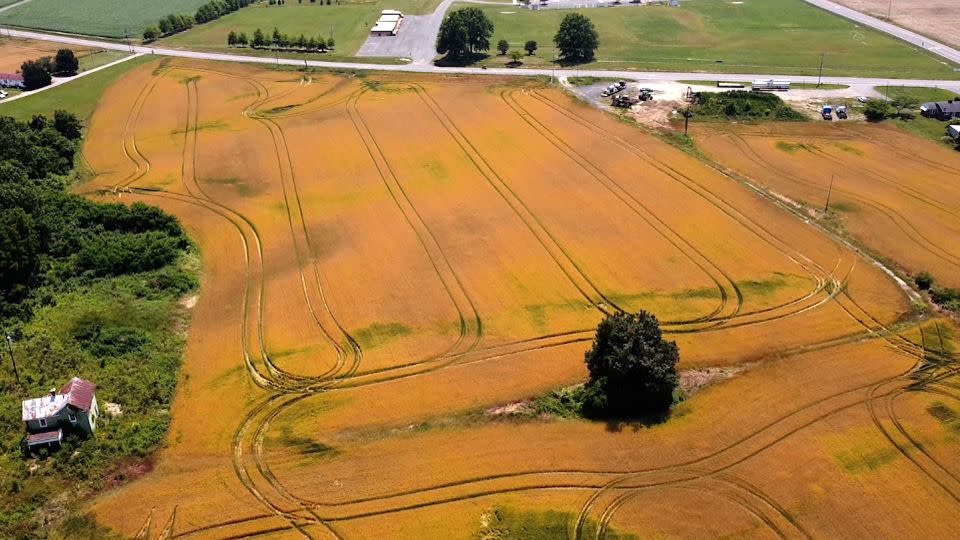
[0,90,7,100]
[856,96,869,103]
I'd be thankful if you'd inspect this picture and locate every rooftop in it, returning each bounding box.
[0,73,24,81]
[22,377,96,421]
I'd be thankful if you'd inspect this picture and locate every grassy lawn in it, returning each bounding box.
[465,0,960,79]
[0,0,210,38]
[161,1,442,59]
[875,85,959,103]
[0,55,152,121]
[77,49,130,71]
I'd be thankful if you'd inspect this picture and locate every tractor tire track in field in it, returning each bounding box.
[411,83,622,318]
[717,131,960,273]
[524,90,850,328]
[99,72,958,538]
[505,89,843,333]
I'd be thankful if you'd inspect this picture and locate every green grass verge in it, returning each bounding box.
[478,506,638,540]
[0,0,210,38]
[691,90,805,122]
[875,85,960,103]
[0,55,152,121]
[161,1,442,59]
[462,0,960,79]
[76,49,130,71]
[566,75,619,86]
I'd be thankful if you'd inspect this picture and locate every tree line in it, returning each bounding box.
[228,27,335,51]
[0,112,198,537]
[436,8,599,64]
[143,0,255,42]
[17,49,79,91]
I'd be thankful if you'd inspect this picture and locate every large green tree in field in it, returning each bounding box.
[581,311,679,418]
[53,49,79,76]
[436,7,494,60]
[554,12,599,62]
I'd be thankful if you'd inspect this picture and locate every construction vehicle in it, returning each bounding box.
[821,104,833,120]
[638,90,653,101]
[836,104,848,119]
[601,80,628,97]
[612,95,639,108]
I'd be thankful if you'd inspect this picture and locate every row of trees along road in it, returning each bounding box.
[19,49,79,91]
[436,9,599,63]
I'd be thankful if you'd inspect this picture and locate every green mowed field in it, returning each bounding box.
[0,0,210,38]
[876,85,959,103]
[162,1,442,59]
[469,0,960,79]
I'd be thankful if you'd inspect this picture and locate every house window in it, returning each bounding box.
[38,419,47,428]
[68,414,77,423]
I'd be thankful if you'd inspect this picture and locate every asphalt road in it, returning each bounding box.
[2,27,960,96]
[800,0,960,65]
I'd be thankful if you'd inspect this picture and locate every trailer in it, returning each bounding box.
[600,80,627,97]
[611,95,639,108]
[751,79,791,92]
[717,81,746,88]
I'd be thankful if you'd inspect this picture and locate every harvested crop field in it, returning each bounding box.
[833,0,960,50]
[77,58,960,538]
[693,123,960,289]
[0,37,92,73]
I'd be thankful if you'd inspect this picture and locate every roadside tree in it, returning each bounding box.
[497,39,509,55]
[53,49,79,76]
[524,40,537,55]
[227,31,238,47]
[554,13,599,62]
[436,7,494,60]
[20,60,52,90]
[143,25,160,42]
[863,99,891,122]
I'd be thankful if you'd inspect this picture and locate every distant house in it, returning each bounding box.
[370,10,404,36]
[920,99,960,121]
[0,72,25,89]
[22,378,100,451]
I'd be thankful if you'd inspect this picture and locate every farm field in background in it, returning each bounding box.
[0,36,96,73]
[162,3,382,61]
[69,57,960,538]
[468,0,960,79]
[0,0,210,38]
[833,0,960,50]
[693,122,960,288]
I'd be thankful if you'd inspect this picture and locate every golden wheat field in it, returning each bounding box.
[76,58,960,539]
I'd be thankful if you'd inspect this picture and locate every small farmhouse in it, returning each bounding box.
[920,99,960,121]
[22,377,100,451]
[0,72,25,89]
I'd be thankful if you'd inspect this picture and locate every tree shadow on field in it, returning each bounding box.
[554,55,595,68]
[434,52,489,67]
[597,408,672,433]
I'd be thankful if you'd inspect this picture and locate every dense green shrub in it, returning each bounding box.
[915,271,934,291]
[693,91,805,121]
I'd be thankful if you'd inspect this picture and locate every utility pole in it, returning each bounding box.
[5,332,19,387]
[887,0,893,20]
[824,174,835,213]
[817,53,824,87]
[682,109,693,136]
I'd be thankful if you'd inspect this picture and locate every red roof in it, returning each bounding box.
[59,378,96,410]
[0,73,24,81]
[27,429,62,445]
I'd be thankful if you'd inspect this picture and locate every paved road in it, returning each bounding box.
[0,52,141,104]
[3,27,960,95]
[800,0,960,65]
[0,0,33,16]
